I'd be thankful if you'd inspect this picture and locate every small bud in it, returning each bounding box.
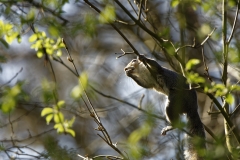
[98,126,104,131]
[90,113,95,118]
[67,56,73,62]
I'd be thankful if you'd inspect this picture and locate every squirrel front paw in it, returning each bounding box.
[161,126,174,136]
[161,127,168,136]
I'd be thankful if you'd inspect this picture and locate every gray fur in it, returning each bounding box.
[124,55,205,159]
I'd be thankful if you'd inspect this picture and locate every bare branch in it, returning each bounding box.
[25,0,68,24]
[115,49,135,59]
[174,27,216,53]
[91,86,165,121]
[61,38,128,159]
[227,0,240,43]
[84,0,140,56]
[230,103,240,117]
[0,129,54,143]
[200,27,216,46]
[201,46,213,82]
[0,67,23,88]
[207,93,240,144]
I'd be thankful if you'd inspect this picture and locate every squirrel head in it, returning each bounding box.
[124,56,159,89]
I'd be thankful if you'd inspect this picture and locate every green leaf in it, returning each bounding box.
[186,59,200,71]
[54,112,64,123]
[186,72,205,84]
[171,0,179,7]
[128,122,151,144]
[48,25,59,37]
[215,89,228,97]
[71,86,82,99]
[71,72,88,99]
[37,51,43,58]
[68,117,75,126]
[46,114,54,125]
[57,100,65,108]
[5,33,18,44]
[10,85,21,96]
[4,23,13,31]
[214,83,225,89]
[211,83,227,96]
[56,50,62,57]
[226,94,234,104]
[1,98,15,113]
[99,5,116,23]
[29,34,37,43]
[200,24,211,37]
[231,84,240,91]
[79,72,88,90]
[46,48,53,55]
[54,123,61,129]
[83,14,98,37]
[66,129,75,137]
[41,108,54,117]
[26,9,35,22]
[31,40,42,51]
[0,83,24,113]
[54,123,64,133]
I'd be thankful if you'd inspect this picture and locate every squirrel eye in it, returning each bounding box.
[132,59,137,63]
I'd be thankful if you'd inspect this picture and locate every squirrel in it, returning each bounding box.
[124,55,205,160]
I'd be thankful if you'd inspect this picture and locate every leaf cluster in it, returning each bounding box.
[0,82,28,113]
[29,31,65,58]
[0,20,21,47]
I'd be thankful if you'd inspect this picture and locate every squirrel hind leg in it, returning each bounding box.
[161,125,174,135]
[162,98,181,135]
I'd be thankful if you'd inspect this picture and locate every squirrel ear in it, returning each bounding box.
[137,54,145,61]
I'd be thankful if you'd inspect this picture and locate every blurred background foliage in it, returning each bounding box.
[0,0,240,159]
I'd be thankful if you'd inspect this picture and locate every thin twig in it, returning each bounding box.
[63,39,102,124]
[174,27,216,53]
[230,103,240,117]
[201,46,212,82]
[115,49,135,59]
[227,0,240,43]
[0,106,36,128]
[62,39,127,158]
[137,0,143,21]
[0,67,23,88]
[92,86,165,121]
[207,111,221,115]
[8,113,14,135]
[203,125,219,142]
[92,155,123,159]
[62,39,80,76]
[114,0,185,66]
[207,93,240,144]
[25,0,68,24]
[53,57,78,76]
[0,129,54,142]
[84,0,140,56]
[201,28,217,46]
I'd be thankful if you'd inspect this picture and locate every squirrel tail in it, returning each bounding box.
[185,111,206,160]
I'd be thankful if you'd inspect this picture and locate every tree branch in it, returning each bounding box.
[227,0,240,43]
